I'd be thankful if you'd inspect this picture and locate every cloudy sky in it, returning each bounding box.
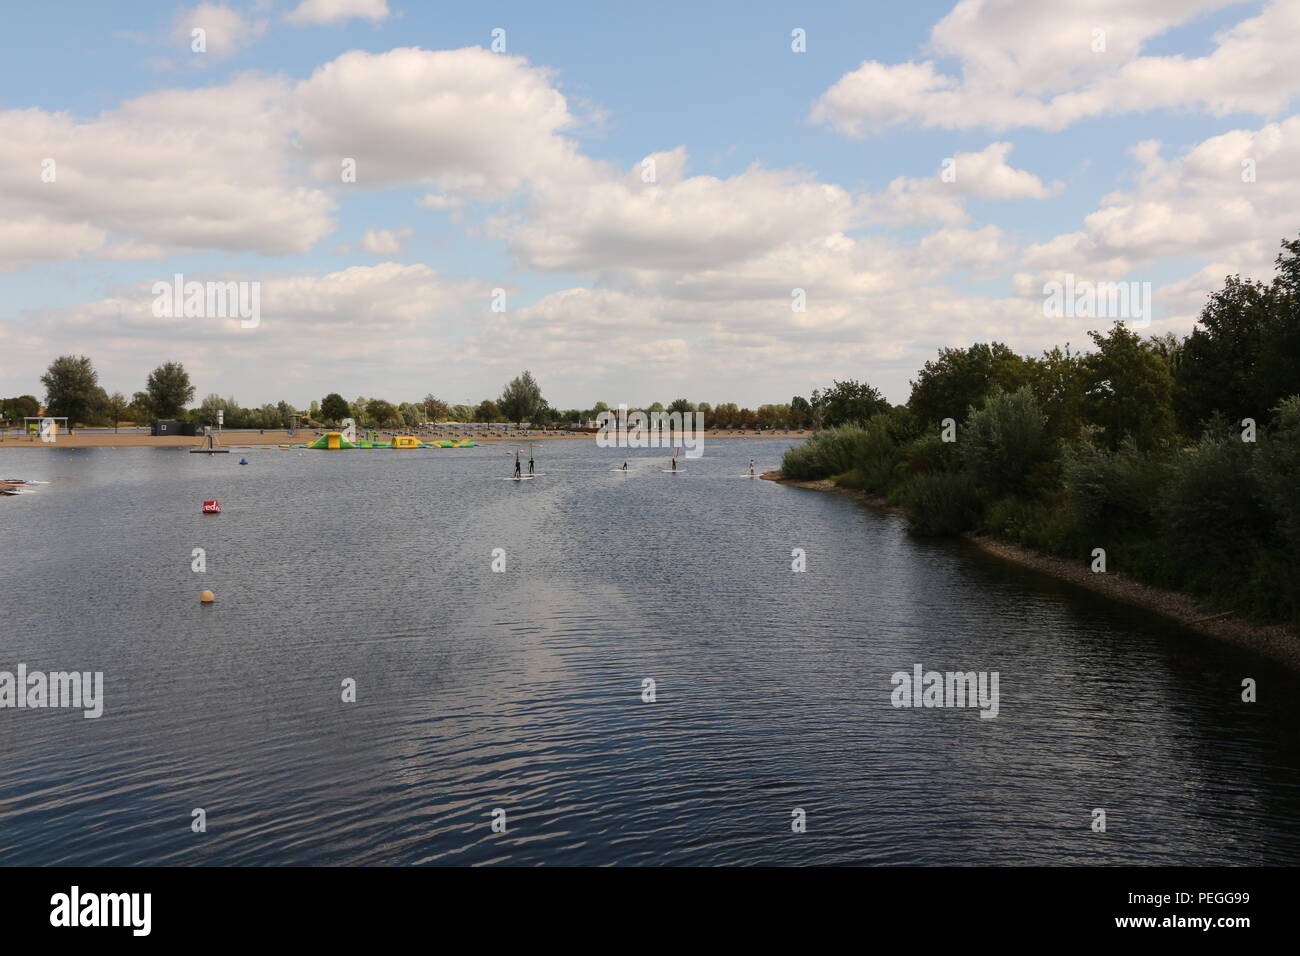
[2,0,1298,409]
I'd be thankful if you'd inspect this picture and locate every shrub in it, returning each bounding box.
[1060,438,1167,535]
[781,412,910,487]
[961,386,1048,490]
[1254,395,1300,554]
[856,413,906,494]
[780,424,872,480]
[902,430,961,475]
[901,471,981,536]
[1159,433,1267,587]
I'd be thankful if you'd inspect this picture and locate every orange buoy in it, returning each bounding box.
[199,589,215,604]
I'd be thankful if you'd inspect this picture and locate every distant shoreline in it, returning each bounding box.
[1,429,798,449]
[762,471,1300,670]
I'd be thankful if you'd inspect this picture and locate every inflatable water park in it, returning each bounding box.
[284,421,477,450]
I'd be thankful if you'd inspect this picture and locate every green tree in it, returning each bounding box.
[1,395,40,425]
[320,393,350,424]
[396,402,419,427]
[1175,237,1300,433]
[907,342,1030,427]
[1081,322,1175,450]
[756,404,790,428]
[40,355,101,427]
[199,394,238,426]
[961,387,1049,490]
[532,400,556,427]
[422,394,451,422]
[1255,395,1300,556]
[1024,344,1086,441]
[104,392,130,432]
[1175,275,1272,433]
[498,370,543,424]
[366,400,399,426]
[790,395,811,428]
[474,399,501,422]
[816,379,890,427]
[144,362,195,419]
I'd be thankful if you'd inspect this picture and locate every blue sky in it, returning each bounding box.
[2,0,1297,409]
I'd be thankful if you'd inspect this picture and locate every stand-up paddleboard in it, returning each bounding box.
[661,470,686,473]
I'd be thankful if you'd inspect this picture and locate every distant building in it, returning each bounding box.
[151,420,198,436]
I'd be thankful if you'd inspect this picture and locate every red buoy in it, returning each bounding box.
[202,500,221,514]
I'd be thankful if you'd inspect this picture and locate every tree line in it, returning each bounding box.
[781,233,1300,629]
[3,360,198,432]
[8,358,865,432]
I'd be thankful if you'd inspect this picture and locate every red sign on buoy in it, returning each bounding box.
[202,500,221,514]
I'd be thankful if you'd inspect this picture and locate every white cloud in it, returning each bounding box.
[169,2,268,61]
[286,0,390,25]
[505,147,859,273]
[452,275,1047,405]
[0,217,106,272]
[3,263,490,399]
[1021,116,1300,296]
[0,45,590,270]
[10,26,1289,406]
[812,0,1300,133]
[0,76,336,265]
[294,46,582,197]
[864,142,1063,225]
[470,139,1024,400]
[418,193,465,211]
[360,227,412,255]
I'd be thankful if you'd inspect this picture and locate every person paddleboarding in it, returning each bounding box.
[513,450,522,479]
[528,445,535,475]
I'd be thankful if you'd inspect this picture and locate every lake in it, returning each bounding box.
[2,438,1298,865]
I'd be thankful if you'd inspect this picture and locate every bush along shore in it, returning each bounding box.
[773,234,1300,667]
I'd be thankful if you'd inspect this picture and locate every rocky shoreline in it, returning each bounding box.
[762,471,1300,670]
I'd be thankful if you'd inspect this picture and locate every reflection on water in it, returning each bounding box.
[1,440,1297,865]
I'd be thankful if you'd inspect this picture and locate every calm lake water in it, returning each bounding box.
[2,438,1298,865]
